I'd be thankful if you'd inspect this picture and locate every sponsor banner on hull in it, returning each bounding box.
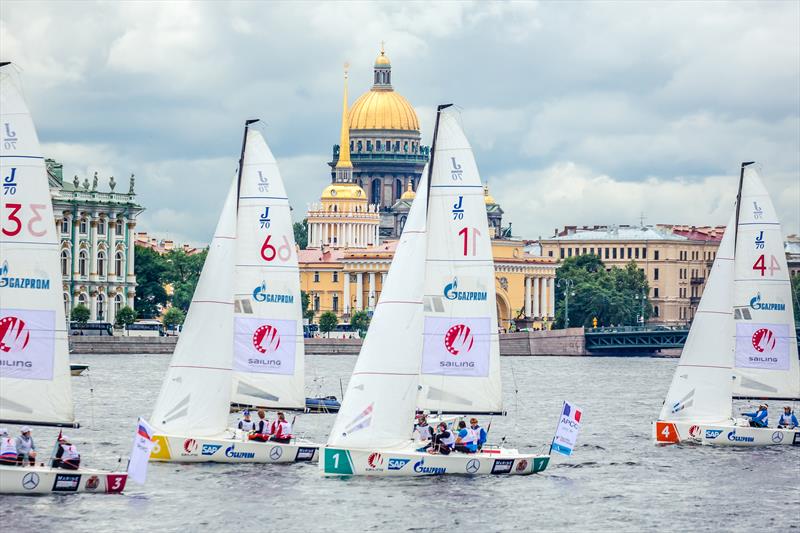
[491,459,513,474]
[735,323,790,370]
[421,316,490,377]
[295,447,316,461]
[0,308,55,380]
[52,474,81,492]
[233,317,296,375]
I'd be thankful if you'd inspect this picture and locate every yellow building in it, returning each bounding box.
[299,49,556,331]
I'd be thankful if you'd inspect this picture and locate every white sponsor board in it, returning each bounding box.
[233,317,296,375]
[735,323,790,370]
[551,401,583,457]
[421,316,490,377]
[0,308,55,380]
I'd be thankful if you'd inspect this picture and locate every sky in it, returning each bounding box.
[2,1,798,245]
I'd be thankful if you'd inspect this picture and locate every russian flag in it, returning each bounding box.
[136,418,153,441]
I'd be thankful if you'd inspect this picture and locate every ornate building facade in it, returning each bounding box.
[47,159,143,323]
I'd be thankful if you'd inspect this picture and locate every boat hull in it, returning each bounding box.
[0,465,127,495]
[320,446,549,476]
[654,420,800,446]
[149,433,320,463]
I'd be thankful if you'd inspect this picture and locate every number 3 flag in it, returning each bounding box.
[551,401,583,457]
[127,417,155,485]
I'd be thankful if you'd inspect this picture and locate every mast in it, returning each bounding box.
[426,103,453,211]
[237,119,260,206]
[733,161,754,250]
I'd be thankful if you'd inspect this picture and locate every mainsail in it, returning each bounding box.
[327,169,428,449]
[230,126,305,410]
[0,63,76,427]
[732,165,800,400]
[658,213,736,424]
[417,109,503,415]
[150,177,237,436]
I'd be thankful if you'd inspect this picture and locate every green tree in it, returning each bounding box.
[71,304,90,324]
[318,311,338,337]
[162,307,186,330]
[115,306,136,328]
[791,273,800,320]
[350,310,370,338]
[293,219,308,249]
[134,245,168,318]
[301,290,315,322]
[162,249,207,312]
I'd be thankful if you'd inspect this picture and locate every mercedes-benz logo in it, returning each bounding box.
[22,472,39,490]
[466,459,480,474]
[269,446,283,460]
[772,431,784,443]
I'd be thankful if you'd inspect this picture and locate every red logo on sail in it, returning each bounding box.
[367,452,383,469]
[751,328,777,353]
[252,324,281,354]
[0,316,30,353]
[444,324,474,356]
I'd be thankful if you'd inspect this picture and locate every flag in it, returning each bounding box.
[127,417,155,485]
[551,401,583,457]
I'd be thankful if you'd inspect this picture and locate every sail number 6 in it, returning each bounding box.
[260,234,293,262]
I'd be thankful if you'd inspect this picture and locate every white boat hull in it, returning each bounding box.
[654,420,800,446]
[320,445,550,476]
[150,432,319,463]
[0,464,127,495]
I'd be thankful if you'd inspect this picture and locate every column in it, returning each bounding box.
[126,222,135,280]
[356,272,363,310]
[127,290,134,309]
[532,277,540,318]
[90,215,99,280]
[72,215,80,276]
[368,271,376,309]
[548,277,555,318]
[343,272,351,314]
[90,292,97,321]
[524,276,532,318]
[308,223,313,247]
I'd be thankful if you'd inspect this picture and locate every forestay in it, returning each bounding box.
[418,110,502,415]
[732,166,800,400]
[659,213,736,424]
[150,178,237,436]
[0,64,75,427]
[231,128,305,410]
[327,171,428,449]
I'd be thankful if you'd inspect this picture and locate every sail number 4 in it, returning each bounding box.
[752,254,780,277]
[260,234,293,262]
[2,203,48,237]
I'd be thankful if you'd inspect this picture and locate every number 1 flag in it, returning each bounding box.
[127,417,155,485]
[551,401,583,457]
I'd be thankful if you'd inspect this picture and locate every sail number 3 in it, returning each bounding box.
[2,203,48,237]
[260,234,293,262]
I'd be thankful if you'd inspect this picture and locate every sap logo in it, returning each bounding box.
[443,278,487,302]
[225,445,255,459]
[387,458,410,471]
[252,281,294,304]
[201,444,222,456]
[491,459,514,475]
[0,261,50,290]
[413,458,446,475]
[705,430,722,439]
[749,293,785,312]
[727,431,755,443]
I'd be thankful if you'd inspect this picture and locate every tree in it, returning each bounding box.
[318,311,338,337]
[301,290,315,322]
[792,273,800,320]
[162,248,207,312]
[71,304,90,324]
[293,219,308,249]
[115,306,136,328]
[162,307,186,330]
[134,245,168,318]
[350,310,370,338]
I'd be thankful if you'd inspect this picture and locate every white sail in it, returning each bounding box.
[0,65,75,427]
[150,177,237,436]
[732,165,800,400]
[418,110,502,414]
[230,128,305,410]
[659,213,736,423]
[327,170,428,449]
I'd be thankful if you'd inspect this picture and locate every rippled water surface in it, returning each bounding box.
[2,353,797,532]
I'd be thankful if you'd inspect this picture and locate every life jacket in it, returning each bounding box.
[460,427,477,445]
[440,431,455,448]
[471,425,485,444]
[239,419,256,432]
[779,413,796,426]
[16,435,34,454]
[271,420,292,439]
[61,444,80,462]
[414,424,432,440]
[0,437,17,458]
[256,419,269,435]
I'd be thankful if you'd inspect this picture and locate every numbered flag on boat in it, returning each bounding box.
[127,417,155,485]
[551,401,583,457]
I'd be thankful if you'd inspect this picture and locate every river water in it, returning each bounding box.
[2,353,797,532]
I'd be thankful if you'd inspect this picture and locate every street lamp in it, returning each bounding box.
[634,290,647,327]
[557,278,574,329]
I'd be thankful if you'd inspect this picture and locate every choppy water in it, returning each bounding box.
[2,354,797,532]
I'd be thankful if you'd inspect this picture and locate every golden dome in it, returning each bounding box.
[349,89,419,131]
[375,50,391,67]
[484,184,496,205]
[321,183,367,200]
[400,182,416,200]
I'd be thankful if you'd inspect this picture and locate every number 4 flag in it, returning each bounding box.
[551,401,583,457]
[127,417,155,485]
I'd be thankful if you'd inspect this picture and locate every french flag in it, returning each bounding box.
[563,403,582,423]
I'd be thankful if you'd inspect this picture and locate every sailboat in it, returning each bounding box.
[655,162,800,446]
[0,63,128,493]
[148,120,319,463]
[321,106,550,475]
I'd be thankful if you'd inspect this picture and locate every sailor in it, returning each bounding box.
[53,435,81,470]
[15,426,37,466]
[453,420,478,454]
[469,418,487,451]
[237,410,257,433]
[777,406,799,429]
[414,415,433,443]
[743,404,769,428]
[268,412,293,444]
[248,409,270,442]
[428,422,454,455]
[0,429,18,466]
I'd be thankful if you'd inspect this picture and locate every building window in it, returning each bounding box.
[79,217,88,235]
[548,251,553,257]
[116,220,124,236]
[371,179,381,205]
[395,141,400,152]
[376,140,382,152]
[314,271,320,283]
[589,248,595,255]
[78,293,88,308]
[567,248,573,257]
[612,248,617,259]
[96,293,105,321]
[97,251,106,276]
[653,288,659,298]
[78,250,88,277]
[582,247,587,255]
[61,218,69,234]
[332,271,338,283]
[61,250,69,276]
[627,247,632,259]
[114,293,123,315]
[654,305,659,317]
[366,140,372,151]
[404,141,408,152]
[654,250,659,260]
[332,295,339,312]
[357,141,362,152]
[604,248,609,259]
[643,248,647,259]
[654,268,659,281]
[313,295,320,312]
[98,218,106,235]
[396,179,403,200]
[560,248,565,259]
[115,251,124,277]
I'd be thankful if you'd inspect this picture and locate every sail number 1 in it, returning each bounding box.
[458,227,481,256]
[260,234,293,262]
[752,254,780,277]
[2,203,48,237]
